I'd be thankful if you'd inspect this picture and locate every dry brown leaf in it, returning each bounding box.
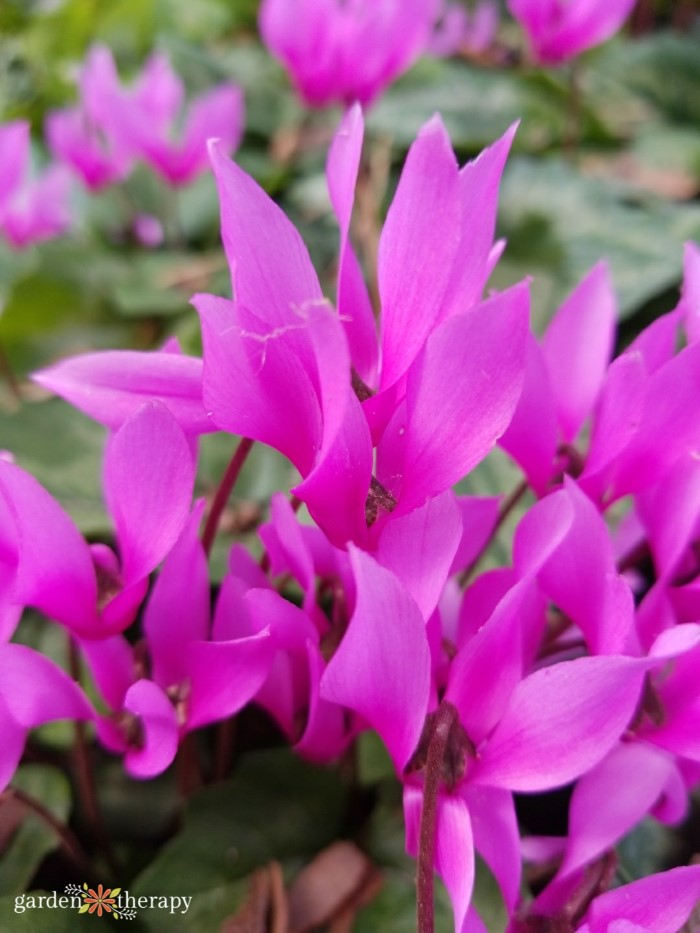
[287,840,375,933]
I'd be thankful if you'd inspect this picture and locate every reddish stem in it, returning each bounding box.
[417,702,458,933]
[201,436,255,555]
[459,479,529,586]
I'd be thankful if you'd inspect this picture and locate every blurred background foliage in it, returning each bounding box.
[1,0,700,929]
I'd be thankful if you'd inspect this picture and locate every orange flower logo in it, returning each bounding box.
[79,884,121,918]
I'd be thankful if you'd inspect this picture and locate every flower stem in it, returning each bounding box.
[202,436,255,555]
[67,638,120,877]
[459,479,529,586]
[5,785,95,879]
[417,702,458,933]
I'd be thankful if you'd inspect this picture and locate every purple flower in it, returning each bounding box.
[0,402,195,639]
[259,0,441,107]
[194,106,526,546]
[48,45,244,188]
[0,121,72,248]
[508,0,637,65]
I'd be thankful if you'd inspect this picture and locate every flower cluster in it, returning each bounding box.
[47,44,244,190]
[4,96,700,929]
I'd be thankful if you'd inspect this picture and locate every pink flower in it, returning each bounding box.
[0,402,195,639]
[508,0,637,65]
[259,0,441,107]
[0,121,72,248]
[429,0,499,57]
[194,106,527,546]
[47,44,244,188]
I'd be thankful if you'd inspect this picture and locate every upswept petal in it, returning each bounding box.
[580,351,647,499]
[536,0,637,64]
[321,547,431,772]
[208,138,323,323]
[462,784,521,913]
[0,643,93,727]
[196,293,321,474]
[185,630,275,730]
[144,501,209,688]
[79,634,135,710]
[439,124,518,320]
[327,103,378,384]
[471,655,646,792]
[558,742,676,880]
[499,335,558,496]
[32,350,211,434]
[376,490,462,620]
[448,581,531,745]
[293,392,372,547]
[296,641,351,763]
[0,460,97,632]
[626,309,682,375]
[585,864,700,932]
[378,116,461,390]
[449,496,500,575]
[636,453,700,579]
[606,341,700,499]
[104,402,195,586]
[123,679,179,779]
[526,480,636,655]
[404,785,475,933]
[541,262,616,443]
[396,283,529,511]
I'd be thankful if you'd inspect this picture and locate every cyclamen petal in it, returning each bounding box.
[321,547,431,772]
[541,261,616,444]
[327,103,378,384]
[185,630,275,730]
[471,655,646,792]
[378,115,461,390]
[32,349,211,434]
[104,402,195,586]
[395,282,529,511]
[123,679,179,779]
[585,865,700,932]
[0,460,97,633]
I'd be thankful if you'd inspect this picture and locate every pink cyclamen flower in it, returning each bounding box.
[507,0,637,65]
[429,0,499,57]
[48,44,244,188]
[193,106,526,547]
[259,0,441,107]
[0,402,195,639]
[0,121,72,248]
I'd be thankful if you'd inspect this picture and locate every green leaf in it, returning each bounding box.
[0,766,72,896]
[357,731,395,786]
[132,749,346,902]
[0,894,81,932]
[0,399,107,535]
[494,155,700,329]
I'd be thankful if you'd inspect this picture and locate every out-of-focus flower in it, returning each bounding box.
[507,0,637,65]
[133,213,164,248]
[429,0,499,57]
[47,45,244,188]
[0,121,72,249]
[259,0,441,107]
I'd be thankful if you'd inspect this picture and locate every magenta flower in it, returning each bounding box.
[0,402,195,639]
[429,0,499,57]
[194,107,526,546]
[81,508,274,778]
[0,121,72,248]
[321,545,651,928]
[259,0,441,107]
[508,0,637,65]
[0,643,93,791]
[48,44,244,188]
